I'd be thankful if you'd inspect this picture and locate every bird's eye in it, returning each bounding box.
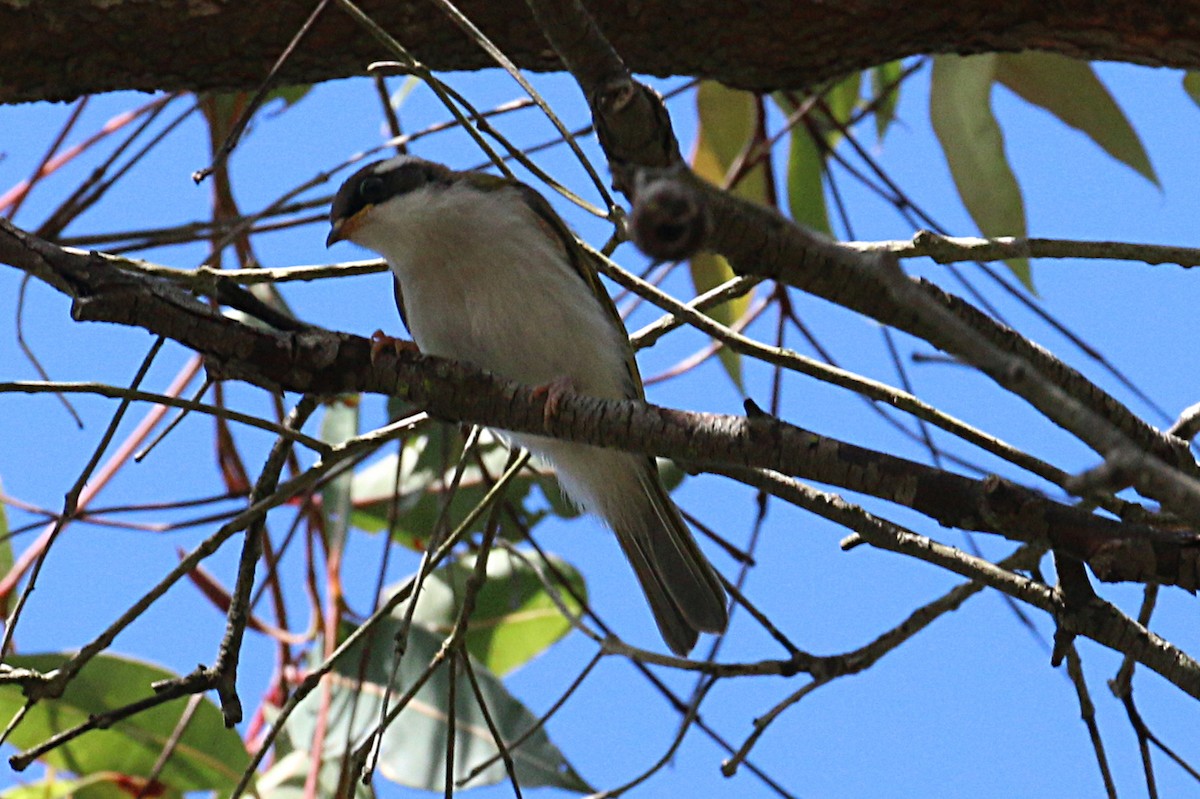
[358,176,386,204]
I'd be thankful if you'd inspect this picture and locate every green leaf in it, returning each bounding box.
[693,82,768,203]
[784,121,832,236]
[930,54,1031,289]
[686,252,745,389]
[349,427,572,549]
[995,52,1157,186]
[690,81,771,389]
[1184,72,1200,108]
[823,71,863,149]
[870,61,904,141]
[0,653,250,793]
[265,84,312,111]
[319,396,360,552]
[285,619,592,793]
[770,92,832,236]
[0,772,175,799]
[255,750,375,799]
[392,548,587,675]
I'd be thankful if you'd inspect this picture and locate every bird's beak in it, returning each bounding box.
[324,218,348,245]
[326,209,368,248]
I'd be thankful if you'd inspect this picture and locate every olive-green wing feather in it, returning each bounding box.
[513,181,646,401]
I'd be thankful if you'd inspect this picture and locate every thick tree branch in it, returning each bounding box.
[654,169,1194,466]
[3,219,1197,592]
[518,0,1199,510]
[6,1,1200,104]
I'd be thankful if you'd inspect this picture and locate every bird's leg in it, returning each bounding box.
[369,329,420,363]
[532,376,577,430]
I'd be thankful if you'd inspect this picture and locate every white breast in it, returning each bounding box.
[360,181,634,401]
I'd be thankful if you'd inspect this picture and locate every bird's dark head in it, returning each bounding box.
[326,156,454,247]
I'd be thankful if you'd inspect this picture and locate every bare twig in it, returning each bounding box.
[193,0,332,183]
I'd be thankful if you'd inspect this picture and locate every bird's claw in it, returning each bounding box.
[533,376,577,429]
[369,329,419,363]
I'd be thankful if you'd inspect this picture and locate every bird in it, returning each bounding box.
[326,155,728,656]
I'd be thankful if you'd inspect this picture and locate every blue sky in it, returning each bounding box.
[1,59,1198,798]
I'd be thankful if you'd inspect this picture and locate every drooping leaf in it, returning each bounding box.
[389,76,421,113]
[265,84,312,111]
[785,128,832,235]
[1184,72,1200,109]
[693,82,769,204]
[0,653,250,794]
[391,548,587,675]
[821,71,863,150]
[995,52,1157,186]
[690,81,771,389]
[930,54,1031,289]
[319,396,360,553]
[870,61,904,141]
[385,393,419,423]
[774,93,832,236]
[349,427,574,549]
[284,619,592,793]
[255,750,375,799]
[0,771,173,799]
[771,92,831,236]
[685,251,745,388]
[773,73,867,237]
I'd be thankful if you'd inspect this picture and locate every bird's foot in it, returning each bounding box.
[532,376,577,429]
[369,329,419,363]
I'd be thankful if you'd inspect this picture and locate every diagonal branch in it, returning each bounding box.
[2,219,1197,594]
[523,0,1197,501]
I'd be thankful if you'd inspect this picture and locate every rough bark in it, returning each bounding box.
[3,218,1199,593]
[4,0,1200,104]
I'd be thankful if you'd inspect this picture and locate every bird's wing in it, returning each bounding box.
[514,181,646,401]
[390,272,409,331]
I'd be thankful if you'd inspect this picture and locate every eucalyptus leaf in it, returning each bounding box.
[255,749,375,799]
[687,252,745,389]
[693,82,769,203]
[0,653,249,793]
[349,427,565,550]
[783,117,832,235]
[1184,71,1200,108]
[388,548,587,675]
[0,772,176,799]
[821,71,863,150]
[930,54,1031,289]
[285,619,592,793]
[871,61,904,141]
[320,396,360,553]
[265,84,312,111]
[995,52,1157,186]
[689,80,772,389]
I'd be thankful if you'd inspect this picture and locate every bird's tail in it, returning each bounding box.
[608,459,729,656]
[515,435,728,656]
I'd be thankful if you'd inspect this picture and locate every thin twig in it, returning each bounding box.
[0,380,330,455]
[193,0,332,183]
[1064,645,1118,799]
[0,338,165,659]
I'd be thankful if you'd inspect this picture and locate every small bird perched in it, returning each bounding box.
[327,155,728,655]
